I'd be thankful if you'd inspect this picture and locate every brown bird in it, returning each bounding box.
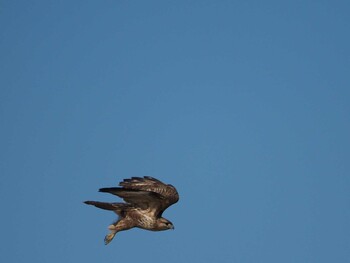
[84,176,179,245]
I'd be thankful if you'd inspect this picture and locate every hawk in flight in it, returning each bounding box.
[84,176,179,244]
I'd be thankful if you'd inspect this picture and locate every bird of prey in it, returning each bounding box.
[84,176,179,245]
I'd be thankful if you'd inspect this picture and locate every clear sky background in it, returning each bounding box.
[1,1,349,262]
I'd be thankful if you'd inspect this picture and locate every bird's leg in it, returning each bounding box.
[104,224,118,245]
[104,232,116,245]
[104,219,134,245]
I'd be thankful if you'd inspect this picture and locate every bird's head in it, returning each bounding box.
[157,218,175,230]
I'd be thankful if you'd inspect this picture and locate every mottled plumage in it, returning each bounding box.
[84,176,179,244]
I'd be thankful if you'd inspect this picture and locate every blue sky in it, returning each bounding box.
[1,1,349,262]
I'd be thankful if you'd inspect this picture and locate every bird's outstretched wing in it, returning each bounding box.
[84,201,134,217]
[99,176,179,217]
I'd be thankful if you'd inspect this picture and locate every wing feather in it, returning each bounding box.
[99,188,162,210]
[84,201,132,217]
[100,176,179,217]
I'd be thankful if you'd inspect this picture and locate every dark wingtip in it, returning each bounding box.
[99,187,111,192]
[84,201,93,205]
[99,187,124,194]
[99,187,114,193]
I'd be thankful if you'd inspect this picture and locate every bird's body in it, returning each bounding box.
[84,176,179,244]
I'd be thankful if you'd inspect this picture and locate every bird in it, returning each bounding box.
[84,176,179,245]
